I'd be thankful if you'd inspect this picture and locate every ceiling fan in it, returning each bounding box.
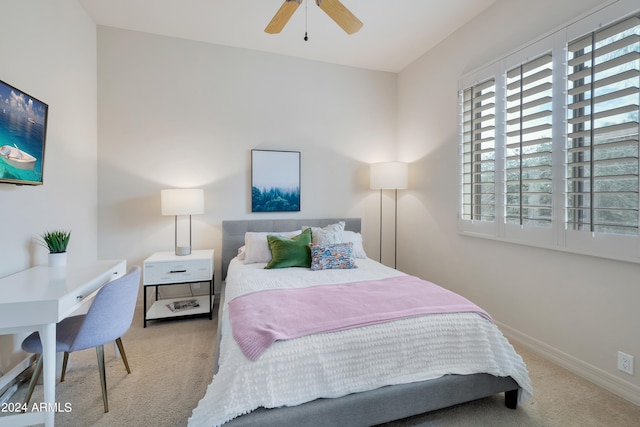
[265,0,363,35]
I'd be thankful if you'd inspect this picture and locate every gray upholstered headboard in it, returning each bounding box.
[221,218,361,280]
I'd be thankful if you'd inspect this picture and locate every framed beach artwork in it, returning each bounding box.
[251,149,300,212]
[0,79,48,186]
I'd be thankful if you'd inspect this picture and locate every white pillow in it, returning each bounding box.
[303,221,345,245]
[342,230,367,258]
[243,230,302,264]
[236,245,246,261]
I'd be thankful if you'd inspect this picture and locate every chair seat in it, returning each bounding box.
[21,315,86,354]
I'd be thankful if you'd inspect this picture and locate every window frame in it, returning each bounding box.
[458,0,640,263]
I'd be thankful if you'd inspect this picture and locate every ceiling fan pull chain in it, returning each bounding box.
[304,0,309,41]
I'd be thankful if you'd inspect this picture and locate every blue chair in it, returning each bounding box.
[22,266,141,413]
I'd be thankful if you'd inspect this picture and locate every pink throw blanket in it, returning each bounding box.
[228,275,492,361]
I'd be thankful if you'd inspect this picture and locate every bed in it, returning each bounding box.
[189,218,532,427]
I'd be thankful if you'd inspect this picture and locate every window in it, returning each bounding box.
[459,4,640,262]
[567,16,640,236]
[506,54,554,228]
[461,79,496,222]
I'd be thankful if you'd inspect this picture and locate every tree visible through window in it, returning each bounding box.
[567,16,640,236]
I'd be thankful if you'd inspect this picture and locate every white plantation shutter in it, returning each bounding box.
[461,79,496,222]
[505,54,554,227]
[567,16,640,235]
[459,3,640,263]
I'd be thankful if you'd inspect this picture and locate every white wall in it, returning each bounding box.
[397,0,640,403]
[96,27,398,292]
[0,0,97,376]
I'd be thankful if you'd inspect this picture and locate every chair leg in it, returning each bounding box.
[23,354,43,407]
[115,338,131,374]
[96,345,108,413]
[60,352,70,382]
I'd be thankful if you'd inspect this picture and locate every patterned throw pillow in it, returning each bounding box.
[310,242,357,271]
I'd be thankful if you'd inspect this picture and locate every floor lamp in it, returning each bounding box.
[161,188,205,256]
[370,162,408,269]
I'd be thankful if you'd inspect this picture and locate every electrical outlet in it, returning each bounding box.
[618,351,634,375]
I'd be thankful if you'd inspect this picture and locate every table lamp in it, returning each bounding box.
[161,188,205,256]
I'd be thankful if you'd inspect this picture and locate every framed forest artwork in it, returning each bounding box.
[251,149,300,212]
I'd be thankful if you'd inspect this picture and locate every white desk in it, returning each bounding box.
[0,259,126,427]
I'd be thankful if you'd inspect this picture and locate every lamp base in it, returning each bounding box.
[175,246,191,256]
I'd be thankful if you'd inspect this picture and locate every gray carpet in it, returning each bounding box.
[3,295,640,427]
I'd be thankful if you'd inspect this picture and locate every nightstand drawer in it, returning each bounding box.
[144,259,211,285]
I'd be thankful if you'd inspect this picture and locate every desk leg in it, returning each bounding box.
[39,323,56,427]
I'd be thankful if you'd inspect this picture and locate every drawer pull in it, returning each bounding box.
[169,269,187,273]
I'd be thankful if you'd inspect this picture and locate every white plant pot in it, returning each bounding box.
[48,252,67,267]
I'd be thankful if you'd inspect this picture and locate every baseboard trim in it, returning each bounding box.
[0,355,33,393]
[497,321,640,406]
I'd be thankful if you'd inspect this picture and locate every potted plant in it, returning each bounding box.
[39,230,71,266]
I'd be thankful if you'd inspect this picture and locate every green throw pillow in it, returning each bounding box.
[265,228,312,269]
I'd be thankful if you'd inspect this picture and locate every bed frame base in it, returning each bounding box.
[223,374,519,426]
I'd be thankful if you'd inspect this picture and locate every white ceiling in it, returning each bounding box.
[78,0,497,73]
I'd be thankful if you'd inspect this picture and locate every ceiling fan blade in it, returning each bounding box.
[316,0,363,34]
[265,0,303,34]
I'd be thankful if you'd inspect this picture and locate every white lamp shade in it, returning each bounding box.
[161,189,205,216]
[370,162,408,190]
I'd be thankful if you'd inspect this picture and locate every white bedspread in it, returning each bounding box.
[188,258,533,427]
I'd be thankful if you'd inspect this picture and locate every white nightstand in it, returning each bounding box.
[142,249,214,327]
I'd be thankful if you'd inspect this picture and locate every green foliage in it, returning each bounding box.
[39,230,71,253]
[251,186,300,212]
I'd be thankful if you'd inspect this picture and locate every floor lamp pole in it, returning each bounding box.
[394,188,398,269]
[379,188,399,269]
[379,188,383,263]
[371,161,407,269]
